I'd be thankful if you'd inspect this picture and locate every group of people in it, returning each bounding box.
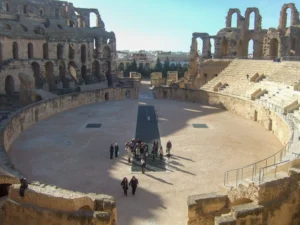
[121,176,139,196]
[110,143,119,159]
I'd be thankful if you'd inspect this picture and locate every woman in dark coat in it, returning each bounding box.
[121,177,129,196]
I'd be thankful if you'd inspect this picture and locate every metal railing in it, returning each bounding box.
[259,160,290,183]
[224,98,296,187]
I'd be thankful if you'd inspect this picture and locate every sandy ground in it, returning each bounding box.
[8,81,282,225]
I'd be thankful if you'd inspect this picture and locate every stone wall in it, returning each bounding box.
[153,87,298,225]
[0,87,137,224]
[2,183,116,225]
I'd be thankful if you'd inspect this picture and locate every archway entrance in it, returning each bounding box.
[59,62,68,88]
[31,62,43,89]
[92,60,100,80]
[45,62,55,90]
[68,62,78,82]
[269,38,279,58]
[81,65,87,84]
[5,75,14,96]
[81,45,86,63]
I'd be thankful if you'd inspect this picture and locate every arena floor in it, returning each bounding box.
[8,81,283,225]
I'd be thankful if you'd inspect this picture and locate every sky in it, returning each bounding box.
[70,0,297,52]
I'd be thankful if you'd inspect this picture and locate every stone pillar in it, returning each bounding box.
[214,37,222,58]
[202,37,211,58]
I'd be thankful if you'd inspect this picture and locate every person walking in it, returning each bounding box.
[141,157,146,174]
[166,140,172,157]
[114,143,119,158]
[129,176,139,195]
[159,146,164,160]
[110,144,114,159]
[121,177,129,196]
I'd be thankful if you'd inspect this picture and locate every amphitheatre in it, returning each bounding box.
[0,0,299,225]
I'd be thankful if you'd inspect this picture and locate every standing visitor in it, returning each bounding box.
[135,143,141,160]
[19,177,28,198]
[141,157,146,174]
[110,144,114,159]
[121,177,129,196]
[159,146,164,160]
[125,142,132,163]
[114,143,119,158]
[166,140,172,157]
[129,176,139,195]
[246,74,249,80]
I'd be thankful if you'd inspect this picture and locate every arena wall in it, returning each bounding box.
[153,87,300,225]
[0,87,138,224]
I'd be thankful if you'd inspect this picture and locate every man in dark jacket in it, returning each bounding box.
[110,144,114,159]
[129,176,139,195]
[19,177,28,198]
[114,143,119,157]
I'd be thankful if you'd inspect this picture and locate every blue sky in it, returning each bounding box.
[70,0,297,52]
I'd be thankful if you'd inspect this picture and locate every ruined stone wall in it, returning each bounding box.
[2,183,116,225]
[153,87,290,145]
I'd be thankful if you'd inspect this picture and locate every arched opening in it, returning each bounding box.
[31,62,43,89]
[125,90,130,99]
[221,38,228,56]
[269,38,279,58]
[248,39,254,58]
[69,20,75,28]
[92,60,101,80]
[28,43,33,59]
[196,38,203,57]
[12,42,18,59]
[105,61,112,86]
[104,92,109,101]
[57,44,63,59]
[118,63,125,71]
[81,65,87,83]
[209,38,215,56]
[249,12,255,30]
[45,62,55,90]
[5,3,9,11]
[231,13,238,27]
[93,37,99,58]
[69,44,75,59]
[5,75,14,96]
[268,119,273,131]
[39,9,44,16]
[286,8,292,27]
[23,5,28,14]
[89,12,98,27]
[0,184,11,197]
[43,43,48,59]
[68,61,78,82]
[231,198,253,207]
[254,110,258,122]
[59,62,68,88]
[78,205,93,212]
[81,45,86,63]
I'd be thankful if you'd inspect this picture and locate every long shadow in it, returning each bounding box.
[144,173,173,185]
[172,155,196,162]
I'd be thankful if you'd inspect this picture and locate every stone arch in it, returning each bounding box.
[57,44,63,59]
[248,39,254,57]
[5,75,14,96]
[81,44,86,63]
[226,8,241,28]
[31,62,43,89]
[78,205,93,211]
[93,37,99,58]
[28,43,34,59]
[43,43,48,59]
[81,65,87,83]
[69,44,75,59]
[104,92,109,101]
[221,37,228,56]
[12,42,18,59]
[209,38,215,56]
[279,3,300,30]
[92,60,101,80]
[269,38,279,58]
[68,61,78,82]
[89,12,98,27]
[245,8,262,31]
[45,62,55,90]
[59,61,68,88]
[195,38,203,56]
